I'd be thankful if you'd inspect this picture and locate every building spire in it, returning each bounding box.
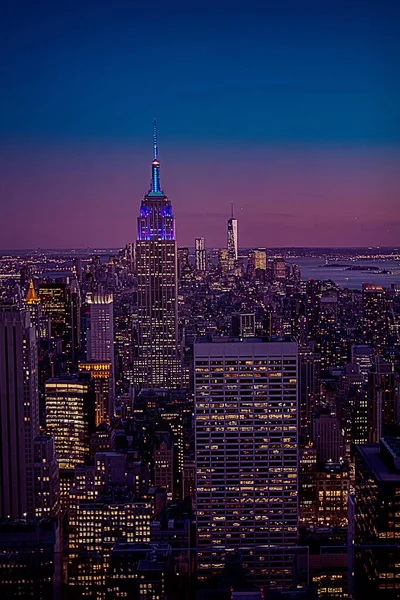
[231,201,234,219]
[25,279,39,304]
[153,118,158,161]
[150,118,162,194]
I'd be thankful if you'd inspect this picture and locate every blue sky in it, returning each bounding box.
[0,0,399,248]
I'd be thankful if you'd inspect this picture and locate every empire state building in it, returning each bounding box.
[134,122,181,388]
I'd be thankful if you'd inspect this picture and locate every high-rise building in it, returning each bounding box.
[24,278,41,337]
[362,283,388,354]
[367,358,399,443]
[0,518,61,600]
[353,438,400,598]
[86,291,115,418]
[299,444,317,527]
[34,435,60,518]
[195,236,207,271]
[218,248,229,274]
[227,203,238,270]
[273,257,287,281]
[316,460,350,527]
[0,306,39,518]
[134,121,180,388]
[38,283,68,340]
[351,344,374,382]
[313,412,344,464]
[87,292,114,363]
[254,248,267,270]
[194,337,298,586]
[38,281,81,369]
[298,345,320,440]
[45,374,95,473]
[79,360,112,426]
[177,247,190,280]
[153,432,174,500]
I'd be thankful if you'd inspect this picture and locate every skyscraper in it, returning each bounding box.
[0,306,39,518]
[134,121,180,388]
[87,291,114,419]
[45,374,95,502]
[353,439,400,598]
[38,281,81,369]
[362,283,388,354]
[24,278,41,336]
[194,337,298,586]
[195,236,207,271]
[227,203,238,270]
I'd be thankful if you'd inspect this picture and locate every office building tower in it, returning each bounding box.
[67,277,81,369]
[362,283,388,354]
[87,292,114,363]
[351,344,374,382]
[195,337,298,586]
[298,345,320,440]
[24,278,41,336]
[195,236,207,271]
[34,435,60,518]
[79,360,112,426]
[73,257,83,282]
[86,291,115,418]
[45,374,95,473]
[227,203,238,269]
[134,121,180,388]
[39,282,68,340]
[313,412,344,464]
[353,438,400,598]
[0,518,61,600]
[153,432,174,500]
[38,281,80,369]
[305,279,322,339]
[254,248,267,270]
[273,257,287,281]
[367,358,399,443]
[0,306,39,518]
[218,248,229,274]
[177,247,190,279]
[316,460,350,527]
[182,458,196,507]
[299,444,317,527]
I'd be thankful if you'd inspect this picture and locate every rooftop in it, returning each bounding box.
[357,442,400,482]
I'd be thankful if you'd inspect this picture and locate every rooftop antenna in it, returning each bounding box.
[153,118,158,161]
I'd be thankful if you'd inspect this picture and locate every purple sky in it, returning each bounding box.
[0,143,399,249]
[1,1,399,249]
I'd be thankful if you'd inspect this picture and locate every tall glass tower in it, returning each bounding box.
[134,121,181,388]
[227,202,238,270]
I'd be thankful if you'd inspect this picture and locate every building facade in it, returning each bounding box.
[0,306,39,518]
[194,337,298,586]
[227,205,238,270]
[134,122,180,388]
[195,236,207,271]
[45,375,95,473]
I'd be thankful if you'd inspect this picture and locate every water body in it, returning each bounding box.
[287,258,400,290]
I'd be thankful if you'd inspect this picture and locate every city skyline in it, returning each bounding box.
[1,2,400,598]
[1,0,399,249]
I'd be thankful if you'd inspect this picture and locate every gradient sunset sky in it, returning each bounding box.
[1,0,399,248]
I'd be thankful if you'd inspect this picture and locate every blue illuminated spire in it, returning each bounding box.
[153,119,158,161]
[150,118,162,194]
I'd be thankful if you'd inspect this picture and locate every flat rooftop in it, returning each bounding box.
[357,444,400,483]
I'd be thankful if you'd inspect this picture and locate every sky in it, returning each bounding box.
[0,0,399,248]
